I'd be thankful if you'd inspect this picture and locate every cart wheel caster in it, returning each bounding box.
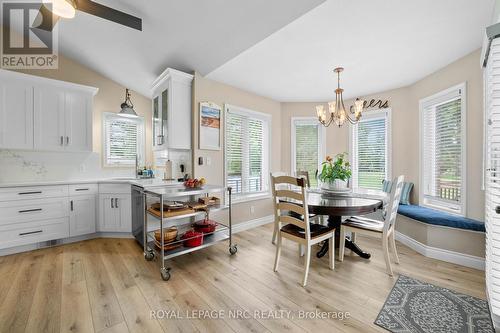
[144,251,154,261]
[160,268,171,281]
[229,245,238,255]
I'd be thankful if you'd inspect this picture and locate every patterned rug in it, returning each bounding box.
[375,275,493,333]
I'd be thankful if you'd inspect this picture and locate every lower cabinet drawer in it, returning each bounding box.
[0,197,69,226]
[0,218,69,250]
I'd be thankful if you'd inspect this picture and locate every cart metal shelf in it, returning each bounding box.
[142,185,236,281]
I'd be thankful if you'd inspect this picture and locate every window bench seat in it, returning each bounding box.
[397,205,485,232]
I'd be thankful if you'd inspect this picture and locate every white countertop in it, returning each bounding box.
[0,178,183,188]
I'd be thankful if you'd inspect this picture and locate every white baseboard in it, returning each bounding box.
[395,231,485,270]
[232,215,274,234]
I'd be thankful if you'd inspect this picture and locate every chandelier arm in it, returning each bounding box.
[346,113,358,125]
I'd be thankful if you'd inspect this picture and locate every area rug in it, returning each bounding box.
[374,275,493,333]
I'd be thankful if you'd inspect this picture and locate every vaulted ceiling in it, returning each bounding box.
[206,0,495,101]
[54,0,326,97]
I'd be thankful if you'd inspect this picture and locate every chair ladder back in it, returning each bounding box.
[271,175,311,239]
[383,175,405,233]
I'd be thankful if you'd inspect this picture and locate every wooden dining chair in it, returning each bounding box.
[271,175,336,286]
[295,170,311,187]
[339,175,405,276]
[271,171,287,245]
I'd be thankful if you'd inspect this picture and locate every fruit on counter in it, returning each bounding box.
[184,177,206,188]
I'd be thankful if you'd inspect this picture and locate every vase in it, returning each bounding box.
[320,179,350,191]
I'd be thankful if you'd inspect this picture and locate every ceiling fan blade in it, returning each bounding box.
[75,0,142,31]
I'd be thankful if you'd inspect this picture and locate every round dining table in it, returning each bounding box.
[305,189,388,259]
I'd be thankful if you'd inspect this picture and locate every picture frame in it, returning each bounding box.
[199,101,222,150]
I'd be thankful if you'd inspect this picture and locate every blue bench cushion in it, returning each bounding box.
[397,205,485,232]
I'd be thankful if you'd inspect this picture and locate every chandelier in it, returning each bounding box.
[316,67,364,127]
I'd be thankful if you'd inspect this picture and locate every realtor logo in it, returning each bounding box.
[1,1,58,69]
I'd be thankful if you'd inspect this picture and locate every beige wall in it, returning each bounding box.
[192,72,282,224]
[15,55,153,167]
[282,49,484,221]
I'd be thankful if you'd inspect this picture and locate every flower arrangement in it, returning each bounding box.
[318,153,352,186]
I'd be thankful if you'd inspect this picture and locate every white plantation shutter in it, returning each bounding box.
[351,111,390,190]
[420,85,465,214]
[225,105,270,198]
[104,113,144,166]
[292,118,324,187]
[485,38,500,324]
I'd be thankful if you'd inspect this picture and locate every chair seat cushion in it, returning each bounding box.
[397,205,485,232]
[343,216,384,232]
[281,223,335,239]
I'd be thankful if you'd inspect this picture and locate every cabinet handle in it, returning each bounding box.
[115,198,119,208]
[66,136,69,145]
[111,198,114,209]
[18,191,42,195]
[18,208,42,213]
[70,200,74,211]
[75,188,89,191]
[60,136,64,145]
[19,230,43,236]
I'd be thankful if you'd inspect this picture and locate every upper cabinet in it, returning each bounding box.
[0,77,34,150]
[151,68,193,150]
[0,69,97,152]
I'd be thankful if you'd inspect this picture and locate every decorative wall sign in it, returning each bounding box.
[350,99,389,112]
[199,102,221,150]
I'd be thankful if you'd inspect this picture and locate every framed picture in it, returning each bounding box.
[199,102,221,150]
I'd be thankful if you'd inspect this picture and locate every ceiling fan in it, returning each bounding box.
[36,0,142,31]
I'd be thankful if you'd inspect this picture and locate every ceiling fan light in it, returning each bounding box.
[43,0,76,19]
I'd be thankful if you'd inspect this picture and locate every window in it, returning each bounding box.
[350,109,391,190]
[291,117,325,187]
[225,105,270,201]
[420,83,466,215]
[103,113,144,166]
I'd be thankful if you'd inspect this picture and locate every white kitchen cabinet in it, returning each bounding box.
[98,194,131,233]
[0,75,34,150]
[65,90,93,152]
[0,69,97,153]
[69,194,96,237]
[151,68,193,150]
[34,85,66,151]
[34,85,93,152]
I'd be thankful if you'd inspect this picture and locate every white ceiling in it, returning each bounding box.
[55,0,325,97]
[206,0,495,102]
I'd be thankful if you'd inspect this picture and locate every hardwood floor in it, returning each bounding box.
[0,224,485,333]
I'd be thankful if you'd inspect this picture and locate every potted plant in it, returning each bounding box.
[318,153,352,191]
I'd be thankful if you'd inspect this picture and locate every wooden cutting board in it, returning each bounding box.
[147,206,195,219]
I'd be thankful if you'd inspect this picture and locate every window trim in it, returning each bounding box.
[290,117,326,182]
[224,104,272,203]
[419,82,467,216]
[102,112,145,168]
[349,108,392,190]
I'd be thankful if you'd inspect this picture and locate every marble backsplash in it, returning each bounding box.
[0,150,136,183]
[0,149,193,184]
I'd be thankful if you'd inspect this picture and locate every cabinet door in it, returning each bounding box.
[65,91,92,152]
[168,81,191,149]
[114,194,132,233]
[69,195,96,237]
[98,194,117,232]
[34,85,65,151]
[152,95,161,150]
[0,79,33,149]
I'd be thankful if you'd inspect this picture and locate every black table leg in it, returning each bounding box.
[316,215,371,259]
